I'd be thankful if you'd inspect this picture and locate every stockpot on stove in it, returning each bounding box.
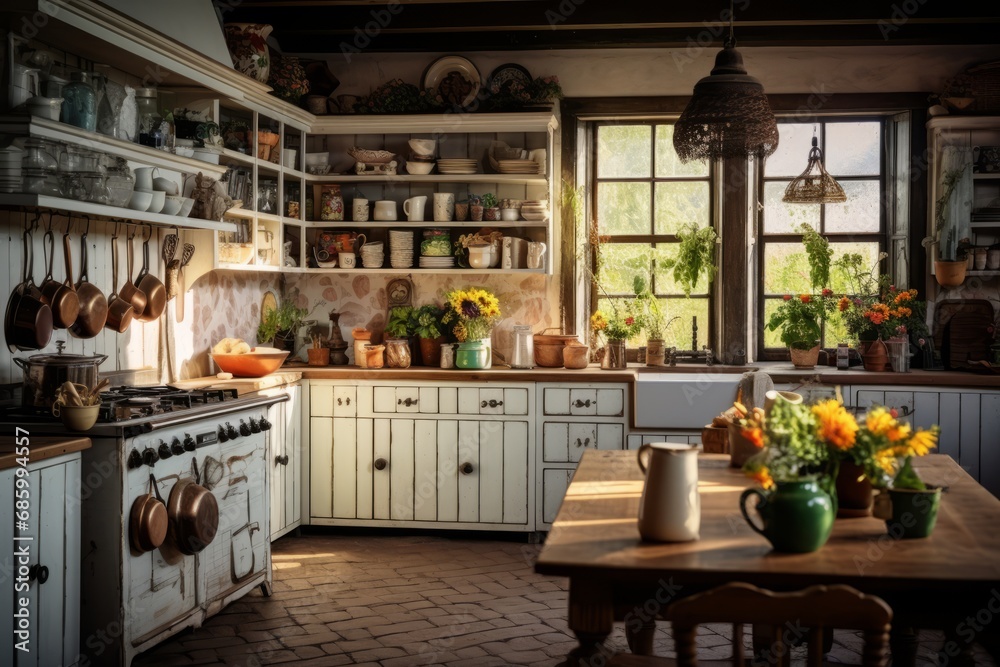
[14,341,107,408]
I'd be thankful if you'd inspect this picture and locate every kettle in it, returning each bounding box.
[510,325,534,369]
[637,442,700,542]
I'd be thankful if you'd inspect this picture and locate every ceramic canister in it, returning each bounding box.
[637,442,700,542]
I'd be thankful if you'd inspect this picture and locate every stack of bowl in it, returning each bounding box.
[533,332,580,368]
[0,145,23,193]
[305,151,330,175]
[407,138,436,175]
[520,200,549,221]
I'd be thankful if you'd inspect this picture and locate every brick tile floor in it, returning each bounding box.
[133,531,996,666]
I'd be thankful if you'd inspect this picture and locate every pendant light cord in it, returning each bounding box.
[726,0,735,48]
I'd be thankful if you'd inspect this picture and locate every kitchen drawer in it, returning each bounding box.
[372,386,438,413]
[457,387,530,415]
[310,384,356,417]
[542,422,624,462]
[542,386,625,417]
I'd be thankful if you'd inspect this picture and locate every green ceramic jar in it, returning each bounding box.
[886,487,941,539]
[455,339,489,369]
[740,478,835,553]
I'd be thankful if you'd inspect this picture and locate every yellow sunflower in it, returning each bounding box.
[811,399,858,450]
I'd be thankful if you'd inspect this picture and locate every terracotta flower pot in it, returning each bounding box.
[934,259,967,288]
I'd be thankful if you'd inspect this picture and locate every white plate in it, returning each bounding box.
[423,56,481,108]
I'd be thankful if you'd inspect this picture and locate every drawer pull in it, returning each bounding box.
[481,400,487,408]
[346,397,351,405]
[275,454,289,466]
[28,564,49,585]
[574,398,593,408]
[374,458,388,471]
[481,399,504,408]
[584,437,591,447]
[337,397,342,405]
[460,462,474,475]
[575,438,583,447]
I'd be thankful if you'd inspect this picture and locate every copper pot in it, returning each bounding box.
[118,231,147,319]
[68,227,108,339]
[168,459,219,555]
[129,475,168,554]
[133,227,165,322]
[5,227,53,352]
[39,230,80,329]
[104,234,134,333]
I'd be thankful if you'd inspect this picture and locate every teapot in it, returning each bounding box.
[636,442,700,542]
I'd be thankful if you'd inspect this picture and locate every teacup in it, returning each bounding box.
[339,252,357,268]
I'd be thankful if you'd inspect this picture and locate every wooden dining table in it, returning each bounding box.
[535,450,1000,666]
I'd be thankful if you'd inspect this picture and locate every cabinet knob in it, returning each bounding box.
[575,438,583,447]
[275,454,289,466]
[481,400,488,408]
[574,398,592,408]
[584,437,591,446]
[28,564,49,585]
[337,397,342,405]
[346,397,351,405]
[374,458,388,471]
[489,399,502,408]
[460,462,474,475]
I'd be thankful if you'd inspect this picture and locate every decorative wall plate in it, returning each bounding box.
[423,56,481,107]
[261,291,277,323]
[488,63,532,95]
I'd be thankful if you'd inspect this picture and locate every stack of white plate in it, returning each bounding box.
[418,256,456,268]
[437,158,479,175]
[360,241,384,268]
[497,159,541,174]
[389,230,414,268]
[521,200,549,221]
[0,146,23,193]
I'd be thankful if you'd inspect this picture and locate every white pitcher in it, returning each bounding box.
[637,442,700,542]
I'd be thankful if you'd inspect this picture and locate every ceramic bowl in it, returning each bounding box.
[305,151,329,167]
[348,147,394,164]
[152,176,179,195]
[26,96,62,121]
[212,349,289,377]
[179,197,195,217]
[128,190,152,211]
[144,189,165,213]
[406,161,434,175]
[161,194,185,216]
[408,138,436,156]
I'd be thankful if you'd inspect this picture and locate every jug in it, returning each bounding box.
[510,325,534,369]
[10,64,41,109]
[740,479,834,553]
[527,241,547,269]
[637,442,700,542]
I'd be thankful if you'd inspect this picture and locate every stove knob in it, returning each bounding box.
[225,422,239,440]
[171,438,184,456]
[127,449,142,469]
[142,448,159,467]
[183,434,196,451]
[250,417,261,434]
[239,419,252,437]
[218,426,229,443]
[158,441,172,459]
[259,417,272,432]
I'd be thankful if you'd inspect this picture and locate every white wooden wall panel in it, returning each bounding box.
[437,420,459,522]
[269,401,285,535]
[457,387,480,414]
[332,417,357,518]
[479,421,504,523]
[389,418,414,520]
[310,384,333,417]
[503,421,529,524]
[287,385,302,528]
[543,422,569,462]
[542,468,575,525]
[913,392,940,431]
[356,418,374,519]
[309,417,332,517]
[413,419,438,521]
[373,386,395,412]
[418,387,439,413]
[438,387,458,414]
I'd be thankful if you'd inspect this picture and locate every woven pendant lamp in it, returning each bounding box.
[673,3,778,163]
[782,135,847,204]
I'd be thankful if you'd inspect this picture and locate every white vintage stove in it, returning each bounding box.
[1,386,286,666]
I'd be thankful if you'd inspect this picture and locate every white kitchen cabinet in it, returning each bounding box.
[308,380,534,530]
[536,382,629,530]
[265,383,302,541]
[0,451,82,667]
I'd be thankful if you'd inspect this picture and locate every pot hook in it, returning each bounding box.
[149,474,164,502]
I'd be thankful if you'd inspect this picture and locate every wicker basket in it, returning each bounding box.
[700,425,729,454]
[966,60,1000,112]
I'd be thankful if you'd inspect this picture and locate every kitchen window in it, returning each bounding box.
[757,118,887,355]
[591,122,714,349]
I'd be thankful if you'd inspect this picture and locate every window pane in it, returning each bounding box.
[762,182,820,234]
[661,298,710,350]
[597,125,651,178]
[825,122,881,176]
[653,243,710,295]
[596,243,651,295]
[828,242,882,294]
[764,124,816,178]
[655,125,709,177]
[654,181,710,235]
[824,180,880,233]
[764,298,851,349]
[763,298,785,348]
[825,312,850,346]
[597,182,651,235]
[763,243,810,294]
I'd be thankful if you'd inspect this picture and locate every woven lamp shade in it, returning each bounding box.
[673,45,779,163]
[782,137,847,204]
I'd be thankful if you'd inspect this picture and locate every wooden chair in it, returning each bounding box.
[607,582,892,667]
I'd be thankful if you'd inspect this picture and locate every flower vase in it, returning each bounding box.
[740,479,835,553]
[788,342,820,369]
[601,339,627,370]
[224,23,273,83]
[646,338,666,366]
[835,460,873,518]
[455,339,490,369]
[886,487,942,538]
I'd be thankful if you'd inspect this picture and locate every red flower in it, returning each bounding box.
[822,288,833,297]
[800,294,811,303]
[783,294,792,301]
[625,317,634,326]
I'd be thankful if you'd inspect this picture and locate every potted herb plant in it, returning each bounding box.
[481,193,500,221]
[469,194,484,222]
[257,300,309,352]
[413,304,448,367]
[927,164,970,287]
[633,275,675,366]
[385,305,420,364]
[661,222,718,297]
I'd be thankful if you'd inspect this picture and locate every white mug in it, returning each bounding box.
[403,195,427,222]
[339,252,356,268]
[373,200,397,221]
[353,198,369,222]
[526,241,547,269]
[433,192,455,222]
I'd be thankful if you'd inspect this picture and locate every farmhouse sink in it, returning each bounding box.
[634,371,743,429]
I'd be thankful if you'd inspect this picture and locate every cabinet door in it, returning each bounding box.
[285,385,302,530]
[457,420,480,523]
[541,468,575,525]
[269,400,286,536]
[373,419,391,519]
[437,420,460,522]
[309,417,333,518]
[356,419,374,519]
[502,421,529,525]
[413,419,438,521]
[390,419,415,520]
[332,417,357,518]
[333,386,356,417]
[479,421,505,521]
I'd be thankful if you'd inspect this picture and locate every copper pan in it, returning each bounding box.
[5,223,53,351]
[134,225,165,322]
[118,228,147,319]
[167,458,219,555]
[39,227,81,329]
[104,232,134,333]
[68,219,108,339]
[129,474,168,554]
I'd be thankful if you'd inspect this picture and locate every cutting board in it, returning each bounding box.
[172,371,301,396]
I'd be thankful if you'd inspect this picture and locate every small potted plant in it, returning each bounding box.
[413,304,448,367]
[469,194,484,222]
[385,305,419,364]
[482,193,500,221]
[499,198,519,221]
[938,75,975,113]
[926,165,970,287]
[633,275,676,366]
[661,222,718,297]
[257,300,309,352]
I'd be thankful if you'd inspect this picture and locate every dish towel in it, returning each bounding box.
[738,371,774,411]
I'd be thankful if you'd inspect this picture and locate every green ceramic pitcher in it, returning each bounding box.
[740,478,835,553]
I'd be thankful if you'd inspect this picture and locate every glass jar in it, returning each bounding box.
[601,339,627,370]
[135,87,163,148]
[60,71,97,131]
[257,180,277,214]
[440,342,456,369]
[321,185,344,221]
[385,338,412,368]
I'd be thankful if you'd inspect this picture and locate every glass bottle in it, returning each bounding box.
[385,339,412,368]
[135,87,162,148]
[60,71,97,132]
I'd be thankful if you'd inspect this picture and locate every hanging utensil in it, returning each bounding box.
[6,220,53,351]
[167,458,219,555]
[69,217,109,339]
[119,227,147,319]
[129,475,169,554]
[162,229,178,265]
[134,225,166,322]
[105,231,134,333]
[40,224,81,329]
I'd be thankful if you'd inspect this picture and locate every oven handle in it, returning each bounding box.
[139,394,289,433]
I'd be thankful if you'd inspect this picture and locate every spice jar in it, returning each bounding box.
[440,342,456,369]
[364,344,385,369]
[353,327,372,367]
[385,338,411,368]
[321,185,344,221]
